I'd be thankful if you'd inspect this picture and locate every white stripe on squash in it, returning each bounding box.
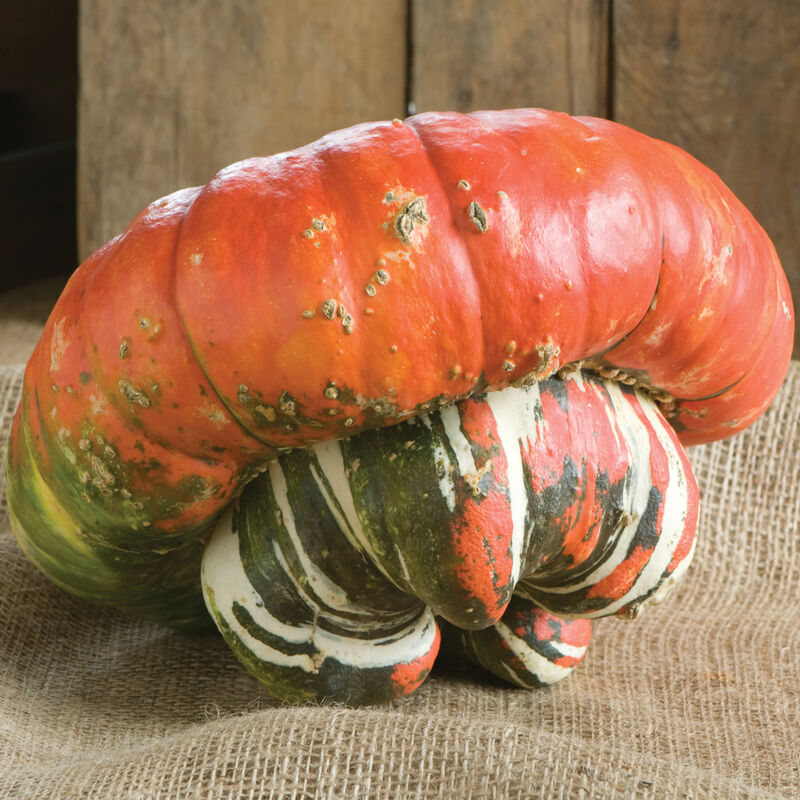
[494,620,575,686]
[484,381,542,587]
[587,383,693,616]
[268,461,363,614]
[203,507,438,672]
[310,439,410,589]
[603,393,694,614]
[549,638,589,660]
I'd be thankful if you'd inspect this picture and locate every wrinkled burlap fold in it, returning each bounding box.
[1,359,798,800]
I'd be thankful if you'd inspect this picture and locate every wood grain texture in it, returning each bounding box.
[410,0,609,116]
[78,0,407,258]
[613,0,800,353]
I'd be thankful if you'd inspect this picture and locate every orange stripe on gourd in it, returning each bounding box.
[445,395,516,627]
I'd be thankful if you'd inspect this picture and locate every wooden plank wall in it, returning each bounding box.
[78,0,800,352]
[410,0,609,117]
[613,0,800,352]
[78,0,407,258]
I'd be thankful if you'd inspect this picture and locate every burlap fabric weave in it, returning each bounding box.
[1,357,798,800]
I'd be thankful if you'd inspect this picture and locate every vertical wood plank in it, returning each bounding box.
[613,0,800,353]
[410,0,609,116]
[78,0,407,258]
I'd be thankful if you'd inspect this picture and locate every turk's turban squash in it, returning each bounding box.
[6,109,793,705]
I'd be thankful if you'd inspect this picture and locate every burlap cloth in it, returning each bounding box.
[1,345,798,798]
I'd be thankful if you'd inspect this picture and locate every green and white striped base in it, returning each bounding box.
[202,371,697,705]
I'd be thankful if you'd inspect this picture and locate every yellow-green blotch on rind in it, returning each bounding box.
[6,395,211,631]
